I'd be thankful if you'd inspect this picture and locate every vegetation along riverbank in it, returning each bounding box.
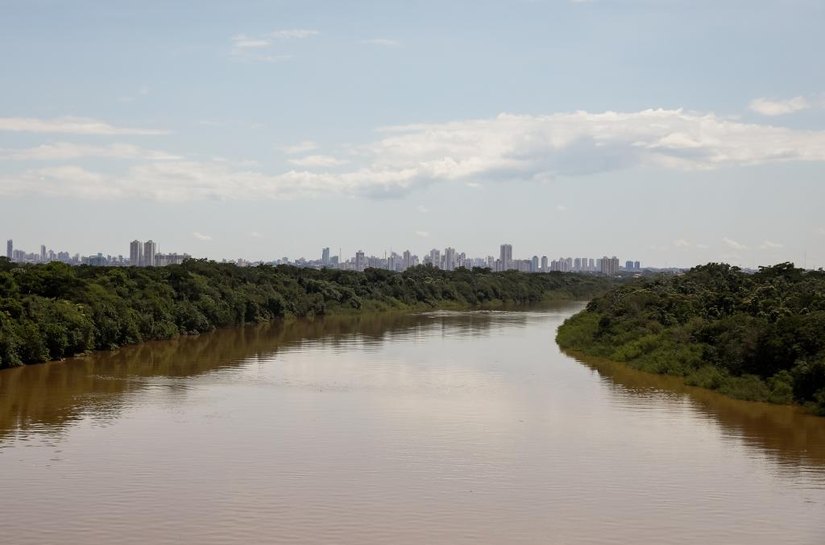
[556,263,825,415]
[0,258,617,369]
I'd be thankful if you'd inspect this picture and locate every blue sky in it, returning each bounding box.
[1,0,824,267]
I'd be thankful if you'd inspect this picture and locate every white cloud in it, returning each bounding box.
[0,142,179,161]
[759,240,784,249]
[269,29,319,40]
[722,237,748,251]
[6,108,825,201]
[230,31,310,62]
[415,230,430,238]
[287,154,349,167]
[280,140,317,154]
[672,239,710,249]
[749,96,811,116]
[362,38,400,47]
[193,232,212,241]
[231,34,271,49]
[0,116,167,135]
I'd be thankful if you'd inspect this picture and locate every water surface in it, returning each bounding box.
[1,305,824,544]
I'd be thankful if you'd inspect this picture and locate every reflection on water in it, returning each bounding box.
[1,305,824,545]
[0,312,515,441]
[567,352,825,470]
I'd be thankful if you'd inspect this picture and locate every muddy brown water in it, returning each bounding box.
[1,304,824,544]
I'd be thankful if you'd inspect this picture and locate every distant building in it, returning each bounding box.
[321,247,330,266]
[144,240,157,267]
[500,243,513,271]
[6,239,12,260]
[130,240,143,267]
[634,261,641,270]
[444,247,456,271]
[601,256,620,275]
[355,250,366,272]
[541,256,548,272]
[429,248,441,269]
[40,245,47,263]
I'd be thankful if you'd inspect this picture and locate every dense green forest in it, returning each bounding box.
[557,263,825,415]
[0,257,615,369]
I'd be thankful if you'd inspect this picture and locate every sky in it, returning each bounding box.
[1,0,824,268]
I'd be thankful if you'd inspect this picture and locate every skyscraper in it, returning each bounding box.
[321,247,330,266]
[40,245,46,263]
[601,256,620,275]
[144,240,157,267]
[130,240,143,267]
[355,250,365,272]
[444,247,456,271]
[429,248,441,269]
[6,239,12,260]
[500,244,512,271]
[541,256,548,272]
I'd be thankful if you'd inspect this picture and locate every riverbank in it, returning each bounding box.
[555,263,825,416]
[0,259,618,369]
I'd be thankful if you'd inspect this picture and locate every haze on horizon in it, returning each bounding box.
[1,0,823,269]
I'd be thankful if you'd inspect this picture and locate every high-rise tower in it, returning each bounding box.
[143,240,157,267]
[499,244,513,271]
[130,240,143,266]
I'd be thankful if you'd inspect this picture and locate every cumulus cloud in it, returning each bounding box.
[5,108,825,201]
[280,140,317,154]
[722,237,748,251]
[287,154,349,167]
[749,96,811,116]
[0,116,168,135]
[0,142,179,161]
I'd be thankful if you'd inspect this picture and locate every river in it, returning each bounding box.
[1,304,824,544]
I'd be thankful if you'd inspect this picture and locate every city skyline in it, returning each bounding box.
[0,1,823,269]
[3,235,703,274]
[3,226,815,271]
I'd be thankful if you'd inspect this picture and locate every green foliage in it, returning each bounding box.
[557,262,825,412]
[0,261,616,369]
